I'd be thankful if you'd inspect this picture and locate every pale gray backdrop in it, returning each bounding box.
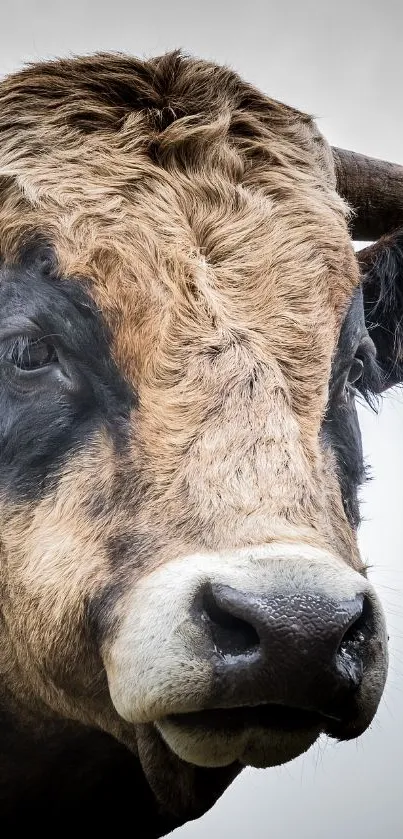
[1,2,402,837]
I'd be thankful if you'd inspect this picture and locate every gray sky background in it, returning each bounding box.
[1,2,402,837]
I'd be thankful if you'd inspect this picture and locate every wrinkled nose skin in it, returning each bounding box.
[199,585,370,722]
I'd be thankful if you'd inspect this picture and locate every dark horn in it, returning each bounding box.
[332,147,403,241]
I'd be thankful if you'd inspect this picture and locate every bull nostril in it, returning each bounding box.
[336,595,374,686]
[201,588,260,657]
[196,583,376,707]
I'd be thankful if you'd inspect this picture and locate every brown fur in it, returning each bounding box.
[0,51,364,822]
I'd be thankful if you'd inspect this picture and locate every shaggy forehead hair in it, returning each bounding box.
[0,49,355,278]
[0,51,358,494]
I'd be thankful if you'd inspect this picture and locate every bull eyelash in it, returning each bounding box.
[0,335,32,365]
[0,333,61,366]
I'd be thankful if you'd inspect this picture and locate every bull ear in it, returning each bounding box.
[358,229,403,392]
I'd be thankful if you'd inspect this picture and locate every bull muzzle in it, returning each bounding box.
[103,543,388,769]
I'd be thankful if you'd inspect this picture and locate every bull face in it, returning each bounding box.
[0,52,401,824]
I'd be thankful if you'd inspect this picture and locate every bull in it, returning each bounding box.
[0,50,402,833]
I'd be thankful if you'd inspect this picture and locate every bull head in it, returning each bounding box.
[0,51,402,834]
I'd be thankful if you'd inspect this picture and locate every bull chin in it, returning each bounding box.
[135,721,242,826]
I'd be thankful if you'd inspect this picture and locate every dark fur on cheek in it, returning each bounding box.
[322,286,379,529]
[322,391,365,529]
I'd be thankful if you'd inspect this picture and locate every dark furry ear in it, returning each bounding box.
[358,229,403,391]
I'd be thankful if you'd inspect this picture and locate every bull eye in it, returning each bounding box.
[7,337,59,371]
[347,357,364,385]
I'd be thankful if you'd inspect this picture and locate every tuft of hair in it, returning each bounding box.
[359,229,403,392]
